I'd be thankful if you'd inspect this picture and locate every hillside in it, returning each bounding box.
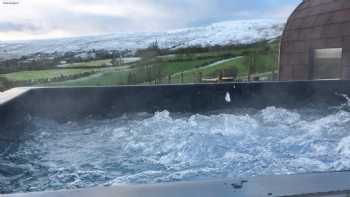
[0,19,285,58]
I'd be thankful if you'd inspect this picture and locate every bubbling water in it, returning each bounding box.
[2,104,350,193]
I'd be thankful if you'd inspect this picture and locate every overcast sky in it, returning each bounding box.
[0,0,301,41]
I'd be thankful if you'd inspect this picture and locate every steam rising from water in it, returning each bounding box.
[2,102,350,193]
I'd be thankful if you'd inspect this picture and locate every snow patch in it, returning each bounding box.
[0,19,285,57]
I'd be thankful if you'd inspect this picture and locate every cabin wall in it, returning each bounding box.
[280,0,350,80]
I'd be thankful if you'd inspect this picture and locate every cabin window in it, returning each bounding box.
[312,48,342,80]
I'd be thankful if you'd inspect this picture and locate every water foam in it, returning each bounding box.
[2,104,350,193]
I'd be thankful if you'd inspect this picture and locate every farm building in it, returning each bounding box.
[279,0,350,80]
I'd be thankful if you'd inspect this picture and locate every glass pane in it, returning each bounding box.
[313,48,342,80]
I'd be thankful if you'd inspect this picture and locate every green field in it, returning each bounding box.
[158,58,220,74]
[1,68,100,82]
[0,40,280,90]
[31,50,276,86]
[168,53,276,83]
[58,58,142,68]
[169,57,244,83]
[53,69,132,86]
[59,59,112,68]
[53,58,222,86]
[251,53,277,73]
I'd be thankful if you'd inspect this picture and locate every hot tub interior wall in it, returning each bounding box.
[1,81,350,141]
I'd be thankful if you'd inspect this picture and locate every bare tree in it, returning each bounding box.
[136,40,161,59]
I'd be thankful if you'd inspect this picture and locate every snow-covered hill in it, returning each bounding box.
[0,19,285,58]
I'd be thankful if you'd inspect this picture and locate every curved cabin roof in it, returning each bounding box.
[279,0,350,80]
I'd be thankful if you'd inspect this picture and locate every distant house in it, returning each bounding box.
[279,0,350,80]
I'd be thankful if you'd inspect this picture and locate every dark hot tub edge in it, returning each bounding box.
[1,80,350,131]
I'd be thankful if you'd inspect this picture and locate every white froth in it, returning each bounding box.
[337,136,350,157]
[2,105,350,193]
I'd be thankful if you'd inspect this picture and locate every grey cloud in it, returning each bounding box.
[0,22,40,32]
[0,0,302,40]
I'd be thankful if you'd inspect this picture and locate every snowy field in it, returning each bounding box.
[0,19,284,58]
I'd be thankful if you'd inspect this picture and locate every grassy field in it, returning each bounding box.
[53,69,132,86]
[59,59,112,68]
[53,58,222,86]
[158,58,220,75]
[0,68,102,82]
[252,53,277,74]
[1,40,280,90]
[169,53,276,83]
[59,58,141,68]
[169,57,244,83]
[44,48,277,86]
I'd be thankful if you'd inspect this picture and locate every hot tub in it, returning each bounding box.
[1,81,350,197]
